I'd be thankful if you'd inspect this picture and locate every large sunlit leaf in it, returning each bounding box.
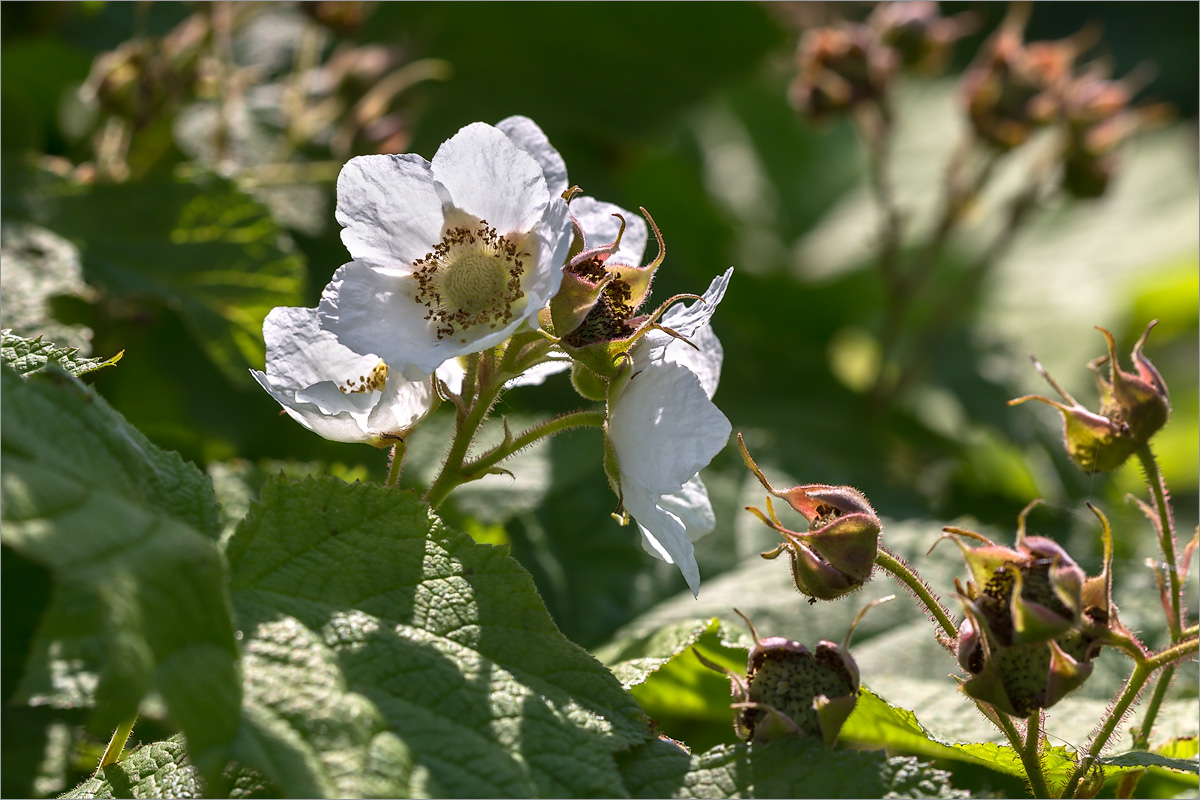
[0,366,239,784]
[616,736,967,799]
[24,171,305,385]
[224,476,649,798]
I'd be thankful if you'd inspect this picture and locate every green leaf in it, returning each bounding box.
[1,329,122,377]
[26,172,305,385]
[1103,749,1200,774]
[596,617,732,689]
[0,366,239,784]
[616,736,967,799]
[225,476,649,798]
[63,734,275,799]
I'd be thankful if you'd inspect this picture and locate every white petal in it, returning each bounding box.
[317,262,440,379]
[252,370,376,444]
[623,480,702,596]
[658,474,717,542]
[435,358,467,395]
[609,361,731,497]
[520,197,571,312]
[661,268,733,341]
[638,268,732,399]
[569,196,648,266]
[336,154,444,273]
[365,374,437,436]
[261,306,380,390]
[662,323,724,400]
[497,115,569,199]
[504,358,571,390]
[432,123,548,235]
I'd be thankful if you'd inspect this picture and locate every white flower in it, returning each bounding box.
[606,269,733,595]
[252,306,463,445]
[318,116,573,380]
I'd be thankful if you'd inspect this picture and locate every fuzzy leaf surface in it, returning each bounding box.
[0,329,122,377]
[0,366,239,783]
[63,734,274,799]
[616,736,967,798]
[225,476,648,798]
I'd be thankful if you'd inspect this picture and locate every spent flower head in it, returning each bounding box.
[318,116,573,380]
[941,502,1122,717]
[739,435,881,601]
[252,306,463,445]
[695,599,892,745]
[868,1,977,76]
[789,23,897,119]
[1009,321,1169,473]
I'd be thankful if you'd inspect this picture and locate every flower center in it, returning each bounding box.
[412,220,528,343]
[339,361,388,394]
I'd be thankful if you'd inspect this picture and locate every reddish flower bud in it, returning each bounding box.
[695,600,892,745]
[869,1,977,76]
[789,24,897,119]
[1009,322,1169,473]
[739,435,880,601]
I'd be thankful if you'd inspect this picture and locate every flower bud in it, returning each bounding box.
[788,24,897,120]
[943,501,1116,717]
[695,600,891,745]
[959,6,1085,149]
[739,435,880,601]
[869,1,977,76]
[1009,322,1169,473]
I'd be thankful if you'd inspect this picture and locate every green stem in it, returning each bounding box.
[1063,637,1198,797]
[1020,714,1051,799]
[875,547,958,641]
[385,439,406,487]
[96,715,136,773]
[1136,443,1182,640]
[425,353,505,509]
[461,410,604,478]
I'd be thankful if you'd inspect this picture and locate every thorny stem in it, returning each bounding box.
[1064,638,1200,797]
[1020,713,1051,799]
[1136,443,1182,640]
[385,439,406,487]
[97,715,136,773]
[874,547,958,643]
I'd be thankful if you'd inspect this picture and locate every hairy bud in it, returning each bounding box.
[739,435,880,601]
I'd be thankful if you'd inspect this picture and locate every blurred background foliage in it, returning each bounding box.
[2,3,1197,795]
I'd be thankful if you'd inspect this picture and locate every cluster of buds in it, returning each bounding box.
[789,2,973,120]
[738,435,880,601]
[1009,322,1169,473]
[940,501,1131,717]
[959,5,1083,150]
[695,599,892,745]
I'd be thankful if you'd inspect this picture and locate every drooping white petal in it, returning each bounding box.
[261,305,379,390]
[336,154,443,274]
[569,196,649,266]
[435,358,467,395]
[623,480,702,596]
[639,268,732,399]
[609,361,731,498]
[658,474,717,542]
[432,123,548,235]
[497,115,569,199]
[252,369,376,444]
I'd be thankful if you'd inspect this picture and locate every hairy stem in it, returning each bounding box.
[96,715,137,773]
[1136,443,1182,640]
[461,410,605,479]
[425,351,505,509]
[875,547,958,642]
[1020,714,1051,799]
[385,439,406,487]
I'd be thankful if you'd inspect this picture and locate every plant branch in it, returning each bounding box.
[1020,714,1051,799]
[460,409,605,479]
[96,715,137,773]
[875,547,959,642]
[1136,443,1182,640]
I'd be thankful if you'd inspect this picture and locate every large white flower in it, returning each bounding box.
[252,306,463,445]
[606,269,733,595]
[319,116,573,380]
